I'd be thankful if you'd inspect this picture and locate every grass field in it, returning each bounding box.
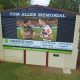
[17,26,57,41]
[0,62,80,80]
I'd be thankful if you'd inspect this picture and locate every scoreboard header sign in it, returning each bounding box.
[1,5,75,18]
[9,12,66,18]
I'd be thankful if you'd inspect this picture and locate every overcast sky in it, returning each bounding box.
[31,0,51,6]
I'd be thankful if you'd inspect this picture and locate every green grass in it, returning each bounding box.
[33,27,42,40]
[17,28,23,39]
[0,62,80,80]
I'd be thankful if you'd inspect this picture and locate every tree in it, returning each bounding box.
[0,0,80,12]
[0,0,30,11]
[49,0,80,12]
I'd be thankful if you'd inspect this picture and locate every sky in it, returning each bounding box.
[31,0,51,6]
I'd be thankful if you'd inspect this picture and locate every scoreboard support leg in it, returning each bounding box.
[63,55,71,74]
[46,51,49,67]
[24,50,26,64]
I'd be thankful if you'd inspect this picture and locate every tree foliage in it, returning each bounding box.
[49,0,80,12]
[0,0,30,11]
[0,0,80,12]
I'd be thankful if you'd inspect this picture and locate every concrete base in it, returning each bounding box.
[63,68,71,74]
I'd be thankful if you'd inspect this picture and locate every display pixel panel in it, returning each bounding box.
[16,17,58,41]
